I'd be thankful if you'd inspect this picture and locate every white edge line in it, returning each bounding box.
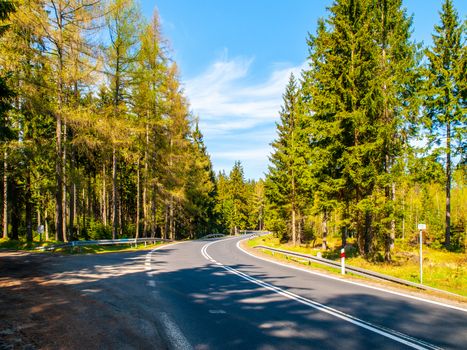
[202,239,438,350]
[147,242,193,350]
[236,237,467,313]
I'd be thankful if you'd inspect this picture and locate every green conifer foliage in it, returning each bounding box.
[266,73,307,245]
[425,0,465,248]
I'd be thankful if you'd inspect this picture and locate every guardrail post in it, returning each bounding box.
[340,248,345,275]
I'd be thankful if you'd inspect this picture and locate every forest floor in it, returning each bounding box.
[247,235,467,297]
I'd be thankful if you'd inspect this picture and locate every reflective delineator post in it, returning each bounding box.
[340,248,345,275]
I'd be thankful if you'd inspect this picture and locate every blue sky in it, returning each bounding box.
[141,0,466,180]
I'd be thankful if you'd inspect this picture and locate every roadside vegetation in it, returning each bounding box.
[264,0,465,264]
[0,236,166,254]
[248,235,467,297]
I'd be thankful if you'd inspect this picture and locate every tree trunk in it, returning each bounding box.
[54,1,64,242]
[112,147,117,239]
[102,163,107,226]
[69,147,75,241]
[151,184,156,237]
[11,181,19,241]
[322,211,328,250]
[82,188,86,238]
[62,121,67,242]
[45,207,49,241]
[25,170,33,242]
[169,196,174,240]
[390,181,396,249]
[291,207,296,245]
[2,150,7,239]
[136,159,140,239]
[164,204,169,240]
[55,111,63,241]
[143,121,149,236]
[445,120,451,247]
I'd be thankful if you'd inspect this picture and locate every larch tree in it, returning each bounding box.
[0,0,16,239]
[104,0,140,239]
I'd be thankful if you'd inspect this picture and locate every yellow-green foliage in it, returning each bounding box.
[248,235,466,296]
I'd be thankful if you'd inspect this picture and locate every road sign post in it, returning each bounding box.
[418,223,426,284]
[340,248,345,275]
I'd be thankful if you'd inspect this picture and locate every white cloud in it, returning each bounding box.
[185,56,305,128]
[184,55,305,179]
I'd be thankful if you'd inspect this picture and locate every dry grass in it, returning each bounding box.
[248,235,467,296]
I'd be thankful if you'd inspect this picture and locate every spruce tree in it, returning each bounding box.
[266,73,306,245]
[227,161,248,235]
[425,0,465,248]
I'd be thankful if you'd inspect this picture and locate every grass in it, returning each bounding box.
[247,234,467,297]
[0,238,167,255]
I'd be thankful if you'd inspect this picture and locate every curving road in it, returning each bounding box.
[2,235,466,349]
[145,235,467,350]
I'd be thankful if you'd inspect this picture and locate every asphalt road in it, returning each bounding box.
[145,236,466,350]
[2,235,466,349]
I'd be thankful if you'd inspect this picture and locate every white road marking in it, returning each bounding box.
[145,242,192,349]
[201,239,441,350]
[236,238,467,313]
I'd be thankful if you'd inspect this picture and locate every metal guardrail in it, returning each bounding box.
[254,245,462,297]
[36,238,172,251]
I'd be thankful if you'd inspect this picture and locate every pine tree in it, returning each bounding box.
[425,0,465,248]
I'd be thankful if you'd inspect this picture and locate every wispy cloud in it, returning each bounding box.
[184,55,305,178]
[185,56,305,128]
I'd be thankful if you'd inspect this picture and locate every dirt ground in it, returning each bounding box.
[0,251,165,350]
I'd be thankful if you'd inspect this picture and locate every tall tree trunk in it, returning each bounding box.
[45,207,49,241]
[169,196,174,240]
[2,150,7,239]
[69,146,75,240]
[445,120,451,247]
[390,181,396,249]
[82,187,86,238]
[297,213,302,245]
[112,147,117,239]
[62,121,67,242]
[143,121,149,236]
[25,170,33,242]
[151,184,156,237]
[102,163,107,226]
[55,111,63,241]
[136,159,140,239]
[291,207,296,245]
[11,181,19,240]
[164,204,168,240]
[322,211,328,250]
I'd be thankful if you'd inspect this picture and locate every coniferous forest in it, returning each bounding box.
[0,0,465,262]
[266,0,466,259]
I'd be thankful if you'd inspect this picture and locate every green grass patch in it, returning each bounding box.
[62,242,166,254]
[248,234,467,297]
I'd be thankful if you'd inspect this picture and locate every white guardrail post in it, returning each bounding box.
[340,248,345,275]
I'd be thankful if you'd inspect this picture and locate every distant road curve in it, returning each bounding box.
[146,235,466,349]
